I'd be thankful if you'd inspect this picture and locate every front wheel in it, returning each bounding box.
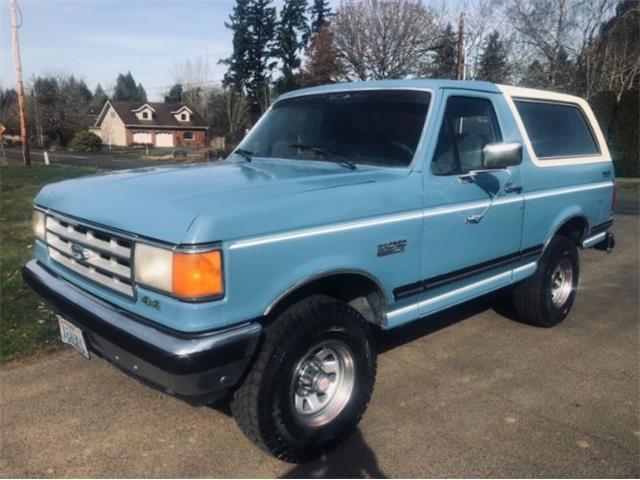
[512,235,580,327]
[230,295,377,462]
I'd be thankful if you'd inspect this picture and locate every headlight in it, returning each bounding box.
[134,243,224,299]
[33,210,46,241]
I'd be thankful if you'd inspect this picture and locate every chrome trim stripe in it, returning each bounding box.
[387,270,513,320]
[229,181,610,250]
[229,210,424,250]
[582,232,606,249]
[523,181,612,201]
[513,261,538,275]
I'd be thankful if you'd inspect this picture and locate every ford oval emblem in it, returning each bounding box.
[70,243,88,261]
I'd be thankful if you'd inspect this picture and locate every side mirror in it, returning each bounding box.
[482,142,522,169]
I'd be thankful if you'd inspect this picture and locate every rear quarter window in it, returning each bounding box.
[514,100,599,159]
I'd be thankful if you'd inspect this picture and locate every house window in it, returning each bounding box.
[183,131,194,140]
[181,113,187,121]
[142,111,149,119]
[110,111,115,118]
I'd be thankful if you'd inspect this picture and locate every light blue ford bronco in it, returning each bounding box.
[24,80,616,462]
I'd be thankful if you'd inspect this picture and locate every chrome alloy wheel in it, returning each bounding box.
[290,339,356,427]
[550,258,574,308]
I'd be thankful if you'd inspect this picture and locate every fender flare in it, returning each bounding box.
[543,207,589,252]
[263,268,388,320]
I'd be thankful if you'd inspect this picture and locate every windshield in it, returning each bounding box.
[237,90,431,168]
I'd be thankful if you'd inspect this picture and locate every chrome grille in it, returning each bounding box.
[45,214,135,297]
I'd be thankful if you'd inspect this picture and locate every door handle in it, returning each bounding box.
[504,185,523,194]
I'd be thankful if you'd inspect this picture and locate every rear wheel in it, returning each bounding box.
[230,295,376,463]
[512,235,580,327]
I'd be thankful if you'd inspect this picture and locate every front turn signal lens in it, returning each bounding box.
[172,250,223,298]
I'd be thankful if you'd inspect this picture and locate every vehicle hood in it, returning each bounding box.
[36,159,407,244]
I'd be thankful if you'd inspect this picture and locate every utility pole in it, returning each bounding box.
[456,11,465,81]
[10,0,31,166]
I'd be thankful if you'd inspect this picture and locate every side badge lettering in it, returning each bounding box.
[377,240,407,257]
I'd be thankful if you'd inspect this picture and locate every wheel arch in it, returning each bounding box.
[263,269,388,327]
[545,209,589,251]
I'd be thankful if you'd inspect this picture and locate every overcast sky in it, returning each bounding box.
[1,0,465,101]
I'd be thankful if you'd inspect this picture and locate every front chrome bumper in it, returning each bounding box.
[22,260,262,405]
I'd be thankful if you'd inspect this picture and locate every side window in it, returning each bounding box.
[514,100,599,158]
[432,96,502,175]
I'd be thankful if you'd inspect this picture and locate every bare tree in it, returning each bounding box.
[224,89,249,142]
[595,1,640,101]
[332,0,439,80]
[171,55,216,123]
[505,0,616,89]
[460,0,509,80]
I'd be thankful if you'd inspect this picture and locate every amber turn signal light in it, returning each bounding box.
[172,250,223,298]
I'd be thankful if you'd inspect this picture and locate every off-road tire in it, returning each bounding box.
[230,295,377,463]
[513,235,580,327]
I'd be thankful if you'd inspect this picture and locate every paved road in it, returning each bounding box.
[616,190,640,216]
[1,212,638,477]
[4,148,173,170]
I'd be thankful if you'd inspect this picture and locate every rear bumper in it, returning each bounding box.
[22,260,262,405]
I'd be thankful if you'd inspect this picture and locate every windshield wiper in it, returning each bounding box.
[232,148,253,162]
[290,144,356,170]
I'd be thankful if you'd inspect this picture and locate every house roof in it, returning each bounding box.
[97,101,208,129]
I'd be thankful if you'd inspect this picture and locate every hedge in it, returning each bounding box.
[591,89,639,178]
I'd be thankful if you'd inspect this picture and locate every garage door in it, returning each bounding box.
[132,132,152,144]
[155,133,174,147]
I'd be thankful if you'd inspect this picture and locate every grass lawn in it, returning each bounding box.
[0,161,97,364]
[616,180,640,192]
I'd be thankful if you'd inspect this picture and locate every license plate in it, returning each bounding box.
[58,316,90,359]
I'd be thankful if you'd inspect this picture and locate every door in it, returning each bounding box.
[155,132,174,147]
[419,92,524,314]
[132,132,152,144]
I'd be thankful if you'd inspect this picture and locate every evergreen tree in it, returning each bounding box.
[477,31,510,83]
[245,0,277,116]
[64,76,92,101]
[275,0,309,93]
[221,0,252,92]
[222,0,277,118]
[112,72,146,102]
[524,60,549,89]
[137,83,148,102]
[31,74,95,146]
[165,84,183,103]
[431,23,457,79]
[92,84,108,108]
[309,0,331,33]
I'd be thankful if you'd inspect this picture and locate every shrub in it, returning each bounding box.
[590,90,639,178]
[610,89,639,178]
[69,131,102,152]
